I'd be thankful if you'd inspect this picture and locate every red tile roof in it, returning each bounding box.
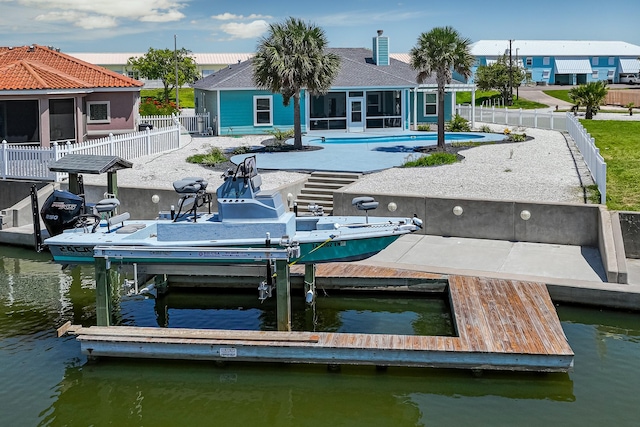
[0,45,143,91]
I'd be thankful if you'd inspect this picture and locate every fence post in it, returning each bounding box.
[146,127,152,155]
[550,112,554,129]
[518,108,523,126]
[108,133,115,156]
[1,140,7,179]
[491,106,495,123]
[534,110,538,128]
[505,107,509,125]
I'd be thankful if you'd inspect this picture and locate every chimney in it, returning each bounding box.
[372,30,389,66]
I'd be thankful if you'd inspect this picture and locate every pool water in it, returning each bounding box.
[312,132,496,145]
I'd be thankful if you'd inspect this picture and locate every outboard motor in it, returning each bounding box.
[40,190,84,236]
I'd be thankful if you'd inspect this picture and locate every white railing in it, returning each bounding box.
[141,112,212,134]
[1,121,181,182]
[456,105,567,131]
[565,113,607,204]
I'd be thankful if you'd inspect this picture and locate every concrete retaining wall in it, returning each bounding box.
[333,189,627,282]
[619,211,640,258]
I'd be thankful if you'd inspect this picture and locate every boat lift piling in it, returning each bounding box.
[92,245,299,330]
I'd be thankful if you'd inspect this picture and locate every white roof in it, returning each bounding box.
[619,58,640,73]
[471,40,640,57]
[554,58,592,74]
[68,52,254,66]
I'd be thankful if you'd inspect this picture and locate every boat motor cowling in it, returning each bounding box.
[40,190,85,236]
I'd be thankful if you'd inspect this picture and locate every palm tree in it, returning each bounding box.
[253,17,341,149]
[410,27,474,151]
[568,81,608,119]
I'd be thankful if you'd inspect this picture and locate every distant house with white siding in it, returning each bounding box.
[471,40,640,86]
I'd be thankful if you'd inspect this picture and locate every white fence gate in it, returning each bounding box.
[1,121,181,182]
[141,112,212,134]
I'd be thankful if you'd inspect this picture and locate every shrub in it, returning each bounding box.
[403,152,459,167]
[186,147,227,166]
[480,125,492,133]
[417,124,431,131]
[265,127,294,141]
[139,97,179,116]
[445,114,471,132]
[232,145,251,155]
[509,133,527,142]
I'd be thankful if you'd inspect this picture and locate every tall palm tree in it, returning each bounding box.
[569,81,608,119]
[253,17,341,149]
[410,27,474,151]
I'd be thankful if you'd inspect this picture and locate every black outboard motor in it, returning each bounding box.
[40,190,84,236]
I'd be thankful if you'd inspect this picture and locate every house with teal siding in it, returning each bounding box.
[471,40,640,86]
[193,32,475,136]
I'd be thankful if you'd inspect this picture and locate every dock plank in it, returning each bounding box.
[63,272,574,372]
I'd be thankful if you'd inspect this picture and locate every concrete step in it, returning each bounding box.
[310,171,361,180]
[297,192,334,202]
[306,176,358,186]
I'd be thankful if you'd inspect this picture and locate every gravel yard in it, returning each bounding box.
[83,124,592,205]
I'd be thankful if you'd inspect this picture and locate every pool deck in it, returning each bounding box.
[230,130,504,173]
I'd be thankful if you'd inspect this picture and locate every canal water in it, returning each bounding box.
[1,246,639,426]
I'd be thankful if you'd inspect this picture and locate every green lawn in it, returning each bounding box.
[543,90,572,103]
[456,91,547,109]
[580,120,640,211]
[141,88,195,108]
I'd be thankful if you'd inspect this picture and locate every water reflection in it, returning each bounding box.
[41,360,574,426]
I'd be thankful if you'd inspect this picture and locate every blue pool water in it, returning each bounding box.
[313,133,492,145]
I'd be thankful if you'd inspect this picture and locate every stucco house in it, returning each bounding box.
[471,40,640,86]
[193,33,475,136]
[0,45,143,147]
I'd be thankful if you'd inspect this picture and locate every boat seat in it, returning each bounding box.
[173,177,208,194]
[93,198,120,214]
[352,196,379,211]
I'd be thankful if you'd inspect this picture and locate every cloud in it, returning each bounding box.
[212,12,272,21]
[220,20,269,39]
[22,0,187,29]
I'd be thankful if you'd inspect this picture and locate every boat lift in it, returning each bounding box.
[93,244,308,331]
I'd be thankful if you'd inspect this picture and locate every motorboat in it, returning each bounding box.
[41,156,422,265]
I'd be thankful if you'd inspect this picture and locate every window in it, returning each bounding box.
[87,101,110,124]
[607,70,615,79]
[592,70,599,79]
[542,70,550,79]
[127,70,139,79]
[424,93,437,116]
[608,57,615,65]
[525,57,532,67]
[254,96,272,126]
[592,57,599,66]
[543,57,550,66]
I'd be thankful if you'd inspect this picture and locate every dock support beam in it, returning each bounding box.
[94,257,112,326]
[305,264,316,304]
[276,260,291,331]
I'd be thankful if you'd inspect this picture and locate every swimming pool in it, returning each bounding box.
[312,132,499,145]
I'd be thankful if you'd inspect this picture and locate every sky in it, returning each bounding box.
[1,0,639,54]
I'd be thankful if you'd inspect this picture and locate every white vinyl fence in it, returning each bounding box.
[1,121,181,182]
[141,112,212,134]
[565,113,607,204]
[456,105,567,131]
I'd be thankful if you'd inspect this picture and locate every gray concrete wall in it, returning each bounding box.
[0,181,49,210]
[334,190,600,246]
[619,211,640,258]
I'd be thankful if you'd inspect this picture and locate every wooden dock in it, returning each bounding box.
[60,274,574,372]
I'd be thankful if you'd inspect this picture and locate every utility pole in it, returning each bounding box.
[174,34,179,110]
[509,39,513,106]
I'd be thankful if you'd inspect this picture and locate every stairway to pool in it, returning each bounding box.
[294,172,361,215]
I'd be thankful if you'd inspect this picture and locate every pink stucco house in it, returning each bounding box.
[0,44,143,147]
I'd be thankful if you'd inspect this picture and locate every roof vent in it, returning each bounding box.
[377,30,384,36]
[28,45,35,52]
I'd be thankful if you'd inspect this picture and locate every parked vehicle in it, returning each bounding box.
[619,74,639,84]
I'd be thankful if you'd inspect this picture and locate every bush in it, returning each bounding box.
[417,124,431,131]
[186,147,227,166]
[445,114,471,132]
[265,127,294,141]
[479,125,492,133]
[139,97,179,116]
[509,133,527,142]
[403,152,459,167]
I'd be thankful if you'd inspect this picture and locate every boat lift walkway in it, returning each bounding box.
[58,245,574,372]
